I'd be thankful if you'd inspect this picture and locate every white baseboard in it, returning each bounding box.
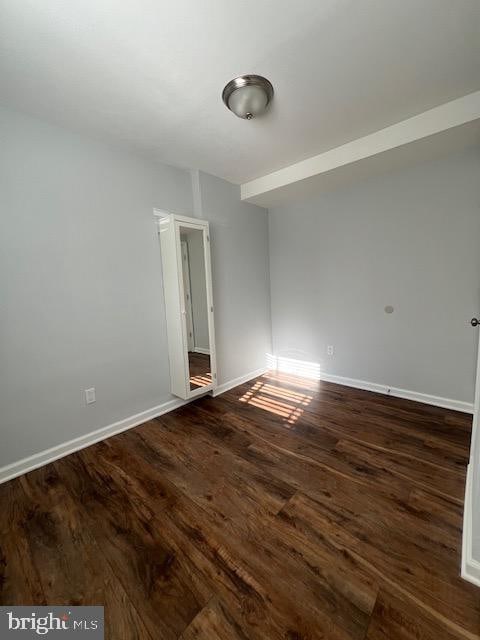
[212,367,268,397]
[0,367,270,486]
[193,347,210,355]
[1,365,472,486]
[462,463,480,587]
[317,372,474,414]
[266,354,473,414]
[0,397,190,486]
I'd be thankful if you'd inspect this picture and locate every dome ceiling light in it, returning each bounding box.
[222,75,274,120]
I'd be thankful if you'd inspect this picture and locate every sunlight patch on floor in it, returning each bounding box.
[239,379,312,425]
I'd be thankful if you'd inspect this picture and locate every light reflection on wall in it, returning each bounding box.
[266,354,321,380]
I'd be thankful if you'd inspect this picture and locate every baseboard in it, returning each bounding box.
[193,347,210,355]
[212,367,268,397]
[0,397,191,486]
[0,367,270,486]
[0,365,471,486]
[462,463,480,587]
[318,372,474,414]
[266,354,473,414]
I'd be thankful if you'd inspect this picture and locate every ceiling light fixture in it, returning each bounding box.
[222,75,274,120]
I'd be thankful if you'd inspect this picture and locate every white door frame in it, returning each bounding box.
[174,218,217,397]
[155,209,217,400]
[462,323,480,586]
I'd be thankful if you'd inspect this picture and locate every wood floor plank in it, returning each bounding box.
[334,438,466,503]
[54,444,211,640]
[160,489,374,640]
[94,426,376,639]
[197,390,465,503]
[407,487,464,544]
[179,598,250,640]
[0,466,153,640]
[132,418,296,530]
[223,412,422,502]
[365,587,472,640]
[279,490,480,637]
[207,377,470,470]
[65,434,318,639]
[0,478,47,606]
[0,371,476,639]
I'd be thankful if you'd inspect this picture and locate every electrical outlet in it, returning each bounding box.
[85,387,96,405]
[327,345,334,356]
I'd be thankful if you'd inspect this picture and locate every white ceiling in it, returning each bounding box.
[1,0,479,184]
[242,92,480,205]
[246,120,480,208]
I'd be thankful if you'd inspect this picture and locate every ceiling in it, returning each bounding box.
[1,0,479,184]
[245,120,480,208]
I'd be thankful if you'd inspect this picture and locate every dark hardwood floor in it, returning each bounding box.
[0,371,478,639]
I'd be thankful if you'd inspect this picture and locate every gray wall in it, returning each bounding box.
[0,106,194,468]
[196,171,271,385]
[0,107,273,470]
[268,148,480,403]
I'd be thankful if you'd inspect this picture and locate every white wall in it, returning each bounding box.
[268,148,480,404]
[195,171,272,385]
